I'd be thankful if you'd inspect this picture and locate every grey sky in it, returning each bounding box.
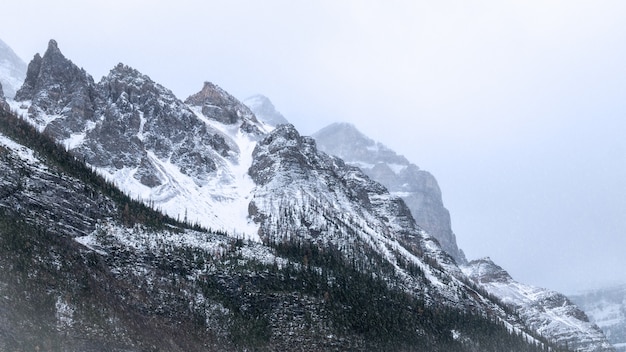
[2,0,625,294]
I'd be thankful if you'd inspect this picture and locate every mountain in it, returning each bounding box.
[570,285,626,352]
[1,39,614,351]
[1,65,548,352]
[312,122,466,264]
[308,121,612,350]
[11,40,270,237]
[0,38,27,99]
[244,94,289,127]
[463,258,615,352]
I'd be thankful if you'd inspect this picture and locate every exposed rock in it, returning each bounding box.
[15,39,98,141]
[185,81,258,126]
[76,63,225,186]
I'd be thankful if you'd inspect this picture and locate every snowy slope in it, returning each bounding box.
[463,258,615,352]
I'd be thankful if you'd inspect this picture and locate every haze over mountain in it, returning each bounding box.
[0,38,27,99]
[2,2,625,295]
[248,98,618,352]
[570,286,626,352]
[0,38,616,351]
[311,122,466,265]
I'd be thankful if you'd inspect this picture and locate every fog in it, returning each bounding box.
[2,0,625,294]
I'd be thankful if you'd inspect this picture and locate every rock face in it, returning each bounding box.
[0,38,27,99]
[15,40,98,141]
[570,285,626,352]
[78,64,231,187]
[312,122,466,264]
[244,94,289,127]
[185,81,260,130]
[463,258,615,352]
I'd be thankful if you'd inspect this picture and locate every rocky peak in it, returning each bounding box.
[99,63,177,108]
[185,81,258,126]
[15,39,97,140]
[249,124,320,186]
[76,63,233,187]
[243,94,289,127]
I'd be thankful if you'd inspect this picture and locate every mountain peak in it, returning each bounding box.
[185,81,258,125]
[47,39,60,53]
[185,81,230,106]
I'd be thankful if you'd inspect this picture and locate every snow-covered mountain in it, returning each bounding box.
[0,38,26,99]
[312,122,467,264]
[2,39,616,351]
[11,40,272,238]
[570,285,626,352]
[463,258,614,352]
[251,98,615,351]
[9,39,481,312]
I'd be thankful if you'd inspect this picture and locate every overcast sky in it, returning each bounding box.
[2,0,625,294]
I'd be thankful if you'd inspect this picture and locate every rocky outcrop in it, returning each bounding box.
[76,64,230,186]
[250,124,465,294]
[313,122,466,264]
[185,81,259,128]
[15,40,98,140]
